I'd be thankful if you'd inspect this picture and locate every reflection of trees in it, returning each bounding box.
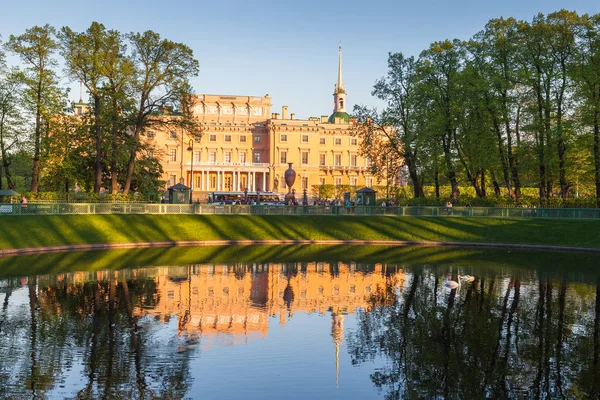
[0,273,195,399]
[347,268,600,399]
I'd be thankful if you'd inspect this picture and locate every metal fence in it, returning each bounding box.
[2,203,600,219]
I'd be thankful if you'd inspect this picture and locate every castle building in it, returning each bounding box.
[151,45,379,201]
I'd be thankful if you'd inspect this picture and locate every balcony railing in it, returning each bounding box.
[189,161,270,168]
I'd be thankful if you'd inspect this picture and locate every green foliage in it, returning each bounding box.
[354,11,600,206]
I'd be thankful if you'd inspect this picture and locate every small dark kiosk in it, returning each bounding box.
[167,183,191,204]
[355,187,377,206]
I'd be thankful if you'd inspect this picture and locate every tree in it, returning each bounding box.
[6,24,65,193]
[369,53,425,197]
[572,14,600,205]
[467,17,523,199]
[0,70,25,190]
[122,31,200,195]
[418,40,465,200]
[353,106,405,193]
[60,22,124,194]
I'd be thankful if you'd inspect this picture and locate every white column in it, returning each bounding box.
[262,172,266,191]
[217,171,221,191]
[252,172,256,191]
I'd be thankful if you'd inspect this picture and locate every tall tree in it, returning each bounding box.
[370,53,424,197]
[573,14,600,205]
[122,31,199,195]
[6,24,64,192]
[0,72,25,190]
[418,40,464,200]
[468,17,523,199]
[60,22,123,194]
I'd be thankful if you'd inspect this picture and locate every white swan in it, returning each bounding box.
[444,275,461,289]
[460,275,475,282]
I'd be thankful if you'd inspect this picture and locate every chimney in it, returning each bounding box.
[290,113,295,120]
[274,113,280,119]
[282,106,289,120]
[271,113,275,119]
[321,115,328,123]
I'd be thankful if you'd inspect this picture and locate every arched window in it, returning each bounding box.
[340,99,344,108]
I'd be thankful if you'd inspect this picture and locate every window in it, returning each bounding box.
[301,135,309,143]
[254,151,261,163]
[319,177,326,186]
[240,135,247,143]
[302,176,308,190]
[209,151,216,163]
[224,176,232,190]
[335,177,342,187]
[169,131,177,139]
[351,138,358,146]
[350,177,357,186]
[147,131,155,138]
[209,134,217,142]
[320,138,326,145]
[366,177,373,187]
[210,174,217,188]
[169,174,176,187]
[365,158,371,167]
[169,149,177,162]
[280,177,287,189]
[225,135,232,142]
[334,154,342,166]
[280,151,287,164]
[193,151,201,162]
[280,134,287,142]
[224,152,232,163]
[301,151,309,165]
[148,150,154,157]
[194,175,201,189]
[335,138,342,145]
[350,154,357,167]
[254,136,261,143]
[319,154,326,166]
[239,152,247,163]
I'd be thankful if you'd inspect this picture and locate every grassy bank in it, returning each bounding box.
[2,214,600,250]
[3,244,600,280]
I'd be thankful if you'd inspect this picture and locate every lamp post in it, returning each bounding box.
[187,139,194,204]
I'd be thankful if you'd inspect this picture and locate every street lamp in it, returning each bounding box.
[187,139,194,204]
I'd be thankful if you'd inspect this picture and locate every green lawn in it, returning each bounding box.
[2,214,600,250]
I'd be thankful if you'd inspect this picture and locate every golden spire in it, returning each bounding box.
[332,312,344,386]
[335,42,345,94]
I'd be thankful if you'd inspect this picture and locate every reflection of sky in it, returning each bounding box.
[185,312,381,399]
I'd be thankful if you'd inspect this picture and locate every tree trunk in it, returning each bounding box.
[594,110,600,208]
[442,133,460,200]
[110,97,119,194]
[30,79,43,193]
[93,96,103,194]
[405,150,423,197]
[434,166,440,200]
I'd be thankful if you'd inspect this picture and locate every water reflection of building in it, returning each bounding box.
[133,263,405,338]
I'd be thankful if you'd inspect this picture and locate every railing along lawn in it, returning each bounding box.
[2,203,600,219]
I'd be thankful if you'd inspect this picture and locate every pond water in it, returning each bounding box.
[1,245,600,399]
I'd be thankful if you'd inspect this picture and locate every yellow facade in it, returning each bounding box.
[149,45,381,202]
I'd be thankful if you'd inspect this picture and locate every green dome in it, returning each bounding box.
[328,111,350,124]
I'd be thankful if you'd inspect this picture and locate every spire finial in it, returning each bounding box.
[335,42,344,94]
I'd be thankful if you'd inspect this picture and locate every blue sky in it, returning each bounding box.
[1,0,598,119]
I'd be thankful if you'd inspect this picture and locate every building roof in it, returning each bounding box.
[356,187,377,193]
[168,183,190,191]
[328,111,350,124]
